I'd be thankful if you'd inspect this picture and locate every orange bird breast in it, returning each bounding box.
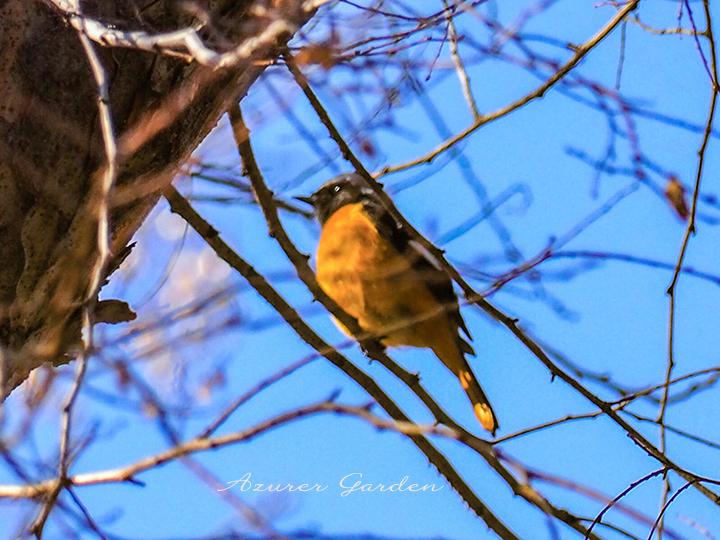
[316,203,454,348]
[315,201,499,434]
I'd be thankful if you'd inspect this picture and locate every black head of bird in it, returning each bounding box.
[295,173,378,224]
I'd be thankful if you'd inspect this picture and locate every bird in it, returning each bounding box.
[296,173,499,434]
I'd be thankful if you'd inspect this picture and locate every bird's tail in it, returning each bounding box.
[433,340,499,435]
[457,365,498,435]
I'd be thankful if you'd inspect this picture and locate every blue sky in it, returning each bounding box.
[2,1,720,538]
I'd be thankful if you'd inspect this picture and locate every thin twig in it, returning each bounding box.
[378,0,639,175]
[585,468,668,538]
[30,9,119,535]
[443,0,480,119]
[649,480,697,540]
[657,1,718,533]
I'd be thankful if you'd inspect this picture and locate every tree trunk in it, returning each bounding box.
[0,0,314,397]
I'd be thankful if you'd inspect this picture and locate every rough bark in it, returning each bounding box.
[0,0,314,397]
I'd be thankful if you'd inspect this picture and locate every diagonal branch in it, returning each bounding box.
[45,0,300,68]
[227,104,602,538]
[377,0,640,175]
[162,186,520,539]
[284,43,720,506]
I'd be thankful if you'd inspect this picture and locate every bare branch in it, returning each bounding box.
[378,0,639,175]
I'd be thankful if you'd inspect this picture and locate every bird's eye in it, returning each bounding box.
[333,185,342,193]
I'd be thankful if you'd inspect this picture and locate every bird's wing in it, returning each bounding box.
[363,199,475,354]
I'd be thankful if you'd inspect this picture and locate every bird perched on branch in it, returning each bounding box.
[296,173,499,434]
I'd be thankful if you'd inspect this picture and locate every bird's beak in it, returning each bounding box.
[294,195,315,206]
